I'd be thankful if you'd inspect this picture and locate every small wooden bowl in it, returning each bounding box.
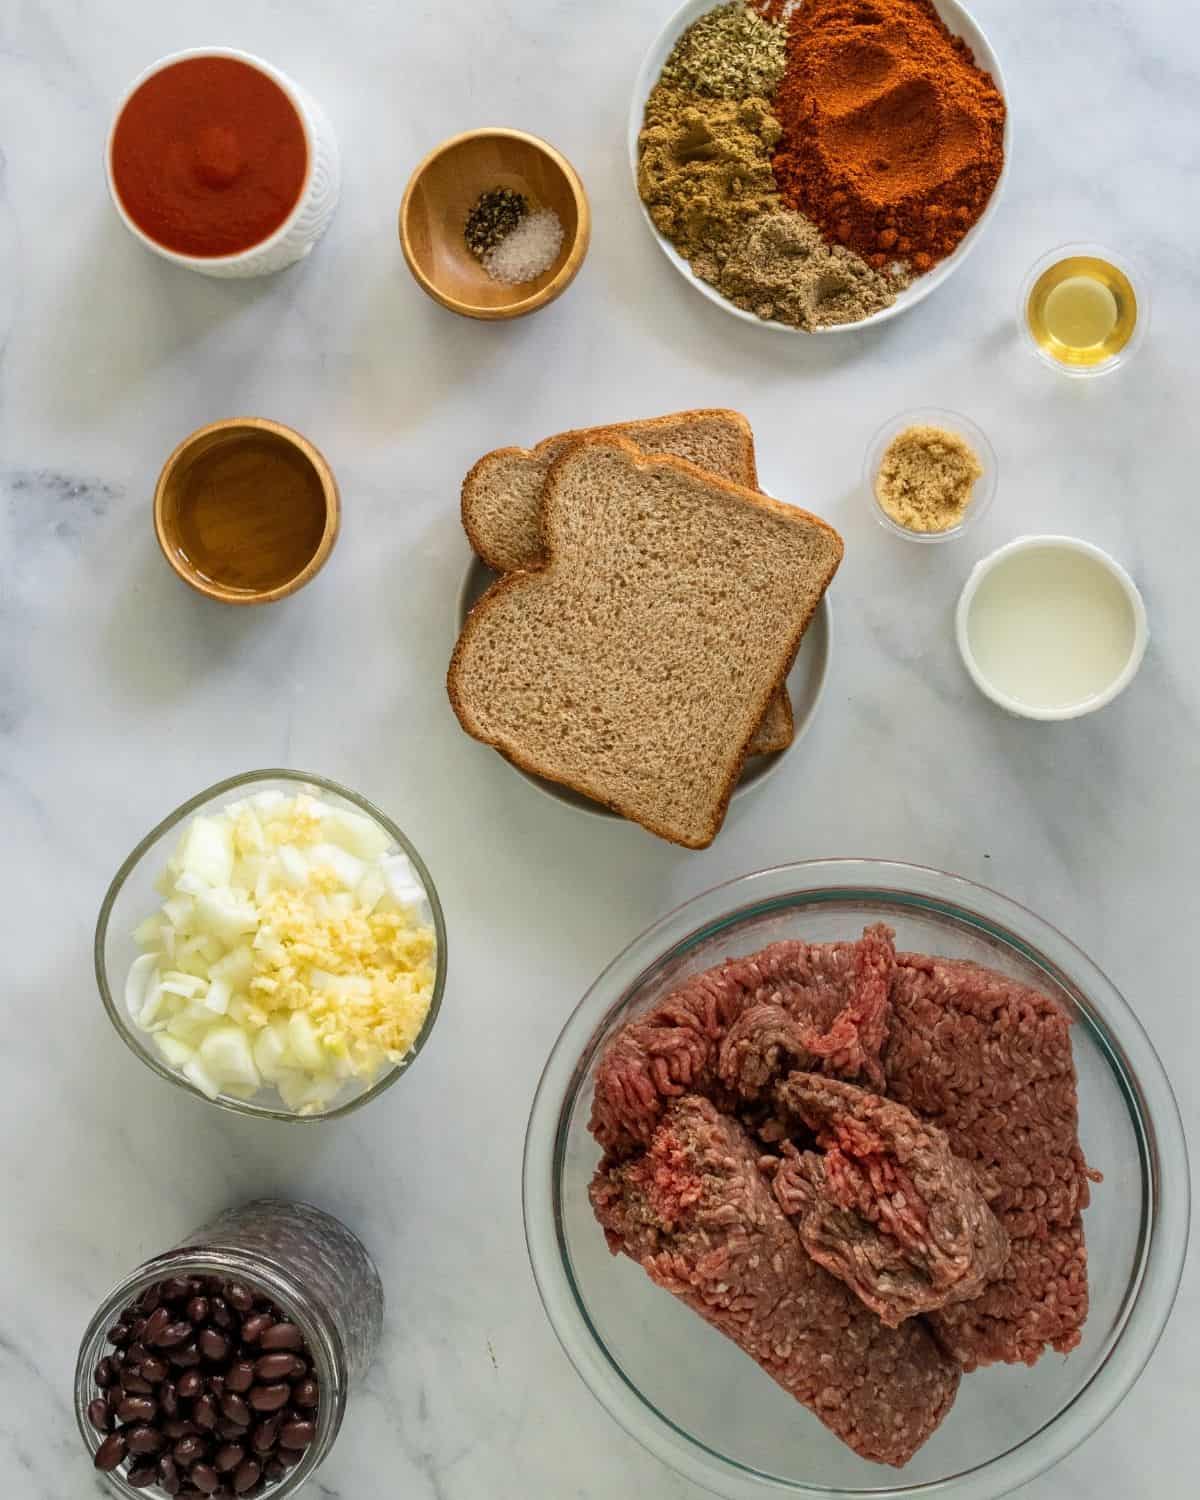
[154,418,340,605]
[400,128,590,320]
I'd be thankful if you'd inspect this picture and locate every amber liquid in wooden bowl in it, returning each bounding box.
[156,421,337,601]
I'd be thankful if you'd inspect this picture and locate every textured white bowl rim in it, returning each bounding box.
[864,406,998,543]
[628,0,1011,335]
[104,46,318,268]
[956,535,1149,720]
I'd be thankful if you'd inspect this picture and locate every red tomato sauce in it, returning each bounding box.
[110,56,309,257]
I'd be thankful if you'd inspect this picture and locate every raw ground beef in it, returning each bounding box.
[883,953,1097,1369]
[588,926,1096,1460]
[591,1094,960,1468]
[768,1074,1008,1326]
[590,924,895,1154]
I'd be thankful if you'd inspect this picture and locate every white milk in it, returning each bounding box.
[966,547,1136,711]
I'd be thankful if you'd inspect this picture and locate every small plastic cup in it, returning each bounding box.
[1019,243,1147,379]
[864,408,997,544]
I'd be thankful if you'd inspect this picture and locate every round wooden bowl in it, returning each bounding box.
[400,128,590,320]
[154,417,340,605]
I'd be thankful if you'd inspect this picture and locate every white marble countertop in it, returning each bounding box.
[0,0,1194,1495]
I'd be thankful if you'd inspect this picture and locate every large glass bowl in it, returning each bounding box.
[95,770,446,1122]
[523,862,1189,1500]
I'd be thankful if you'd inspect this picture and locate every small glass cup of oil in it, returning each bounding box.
[1020,244,1146,378]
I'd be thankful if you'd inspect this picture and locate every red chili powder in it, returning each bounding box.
[766,0,1006,272]
[111,56,309,257]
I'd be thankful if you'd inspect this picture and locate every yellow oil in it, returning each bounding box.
[1025,256,1137,368]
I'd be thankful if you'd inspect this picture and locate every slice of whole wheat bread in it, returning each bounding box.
[460,410,793,755]
[448,439,843,849]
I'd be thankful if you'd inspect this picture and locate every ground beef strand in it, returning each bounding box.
[591,1095,960,1468]
[768,1074,1008,1326]
[884,953,1098,1368]
[591,925,895,1153]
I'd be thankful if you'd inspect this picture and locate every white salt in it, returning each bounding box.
[483,207,564,286]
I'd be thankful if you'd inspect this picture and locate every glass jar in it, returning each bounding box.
[74,1199,383,1497]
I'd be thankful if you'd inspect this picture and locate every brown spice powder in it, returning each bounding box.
[874,424,983,532]
[694,208,904,329]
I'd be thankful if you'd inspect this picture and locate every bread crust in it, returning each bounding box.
[460,409,759,571]
[460,409,791,755]
[448,439,842,848]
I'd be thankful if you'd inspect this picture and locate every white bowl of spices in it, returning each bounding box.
[864,408,996,542]
[956,536,1149,721]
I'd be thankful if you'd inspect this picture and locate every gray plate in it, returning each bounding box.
[454,556,833,819]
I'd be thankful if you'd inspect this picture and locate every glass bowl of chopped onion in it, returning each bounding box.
[95,770,446,1121]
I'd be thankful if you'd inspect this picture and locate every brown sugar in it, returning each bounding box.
[874,424,982,533]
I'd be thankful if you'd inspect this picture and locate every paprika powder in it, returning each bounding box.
[111,55,309,258]
[766,0,1005,272]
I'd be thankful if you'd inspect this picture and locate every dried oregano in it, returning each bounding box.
[659,2,788,100]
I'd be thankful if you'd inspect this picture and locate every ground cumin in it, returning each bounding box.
[638,85,782,260]
[768,0,1006,272]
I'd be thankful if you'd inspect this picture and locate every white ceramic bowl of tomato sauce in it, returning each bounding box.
[105,46,340,278]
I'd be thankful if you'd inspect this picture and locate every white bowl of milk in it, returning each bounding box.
[957,536,1148,721]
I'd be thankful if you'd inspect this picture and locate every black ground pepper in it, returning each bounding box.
[464,187,528,259]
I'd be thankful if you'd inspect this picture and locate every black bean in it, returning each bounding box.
[247,1383,289,1413]
[216,1418,248,1441]
[275,1443,301,1468]
[263,1456,286,1479]
[193,1393,219,1430]
[250,1415,280,1452]
[144,1307,171,1344]
[233,1458,262,1493]
[214,1441,245,1472]
[94,1356,118,1388]
[224,1360,255,1393]
[160,1380,180,1418]
[157,1320,194,1348]
[279,1418,315,1450]
[174,1433,207,1465]
[106,1322,133,1347]
[137,1285,162,1315]
[131,1317,149,1341]
[226,1284,254,1314]
[141,1353,169,1383]
[187,1297,210,1326]
[191,1464,220,1494]
[127,1463,159,1489]
[209,1297,234,1331]
[126,1424,166,1456]
[170,1341,202,1368]
[291,1377,319,1408]
[161,1277,192,1303]
[127,1339,149,1365]
[258,1322,302,1352]
[187,1277,207,1297]
[86,1398,112,1433]
[221,1392,250,1426]
[199,1329,231,1362]
[159,1453,182,1495]
[238,1313,272,1346]
[117,1395,157,1423]
[121,1371,155,1395]
[177,1369,205,1400]
[93,1432,127,1471]
[162,1419,198,1440]
[252,1352,300,1382]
